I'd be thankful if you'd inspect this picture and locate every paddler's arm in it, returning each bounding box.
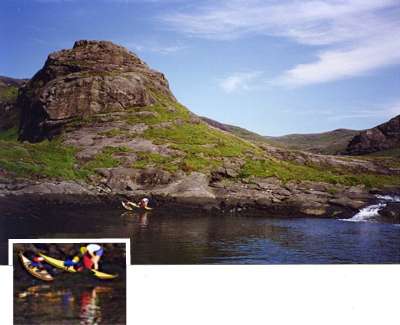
[92,255,100,270]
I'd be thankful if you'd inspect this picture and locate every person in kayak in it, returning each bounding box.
[81,244,104,271]
[139,197,149,209]
[26,251,57,275]
[63,244,103,271]
[63,255,84,271]
[123,197,151,210]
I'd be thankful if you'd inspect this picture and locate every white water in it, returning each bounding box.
[375,194,400,202]
[343,194,399,223]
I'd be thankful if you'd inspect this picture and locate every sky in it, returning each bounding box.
[1,0,399,136]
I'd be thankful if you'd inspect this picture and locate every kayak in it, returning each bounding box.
[122,201,152,211]
[92,269,118,280]
[19,252,54,282]
[39,253,118,279]
[38,253,77,273]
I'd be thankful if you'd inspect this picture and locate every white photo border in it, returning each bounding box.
[8,238,131,265]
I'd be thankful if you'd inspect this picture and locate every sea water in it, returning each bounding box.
[0,198,399,265]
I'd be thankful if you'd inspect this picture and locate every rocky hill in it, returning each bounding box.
[18,40,174,142]
[346,115,400,155]
[266,129,360,155]
[0,40,399,218]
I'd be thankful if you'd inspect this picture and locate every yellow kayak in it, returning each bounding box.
[39,253,76,272]
[39,253,118,279]
[92,269,118,280]
[19,252,54,282]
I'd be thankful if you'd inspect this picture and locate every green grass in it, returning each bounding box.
[0,86,18,103]
[98,128,128,137]
[0,128,19,141]
[145,122,258,156]
[125,102,191,126]
[0,131,79,179]
[132,151,179,173]
[0,130,124,180]
[143,121,261,173]
[1,89,398,189]
[239,158,400,187]
[80,149,121,177]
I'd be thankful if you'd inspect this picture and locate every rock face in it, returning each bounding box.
[346,115,400,155]
[18,40,175,142]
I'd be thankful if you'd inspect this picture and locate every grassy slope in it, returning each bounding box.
[0,85,18,103]
[200,117,359,154]
[0,93,399,188]
[264,129,360,154]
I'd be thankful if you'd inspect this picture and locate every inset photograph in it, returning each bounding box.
[12,239,127,325]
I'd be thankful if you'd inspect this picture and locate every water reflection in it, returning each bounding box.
[80,287,103,325]
[120,211,150,229]
[2,202,400,265]
[15,285,124,325]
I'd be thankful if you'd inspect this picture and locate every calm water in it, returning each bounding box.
[14,283,126,325]
[1,201,399,264]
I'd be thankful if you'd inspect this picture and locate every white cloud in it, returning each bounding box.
[125,42,186,55]
[162,0,400,86]
[218,71,263,93]
[278,34,400,86]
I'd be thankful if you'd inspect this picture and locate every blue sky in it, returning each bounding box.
[1,0,399,136]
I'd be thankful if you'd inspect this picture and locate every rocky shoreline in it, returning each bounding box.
[1,174,398,220]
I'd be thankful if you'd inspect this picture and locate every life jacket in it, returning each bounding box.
[82,253,94,269]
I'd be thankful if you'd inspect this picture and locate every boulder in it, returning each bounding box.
[18,40,176,142]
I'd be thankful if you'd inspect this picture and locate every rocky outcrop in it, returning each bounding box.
[346,115,400,155]
[18,40,175,142]
[378,203,400,223]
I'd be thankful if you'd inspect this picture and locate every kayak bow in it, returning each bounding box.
[19,252,54,282]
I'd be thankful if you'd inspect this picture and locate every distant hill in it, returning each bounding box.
[266,129,360,155]
[201,117,359,154]
[200,116,276,145]
[202,116,400,158]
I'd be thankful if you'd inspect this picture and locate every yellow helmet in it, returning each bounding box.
[72,256,80,263]
[80,247,87,255]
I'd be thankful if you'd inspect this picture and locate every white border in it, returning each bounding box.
[8,238,130,265]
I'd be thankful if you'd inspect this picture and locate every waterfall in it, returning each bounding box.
[343,194,399,223]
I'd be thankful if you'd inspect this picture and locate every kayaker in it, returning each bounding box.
[139,197,149,209]
[26,252,56,275]
[81,244,104,271]
[64,255,84,271]
[123,197,150,209]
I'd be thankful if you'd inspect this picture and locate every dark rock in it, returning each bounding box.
[346,115,400,155]
[378,203,400,223]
